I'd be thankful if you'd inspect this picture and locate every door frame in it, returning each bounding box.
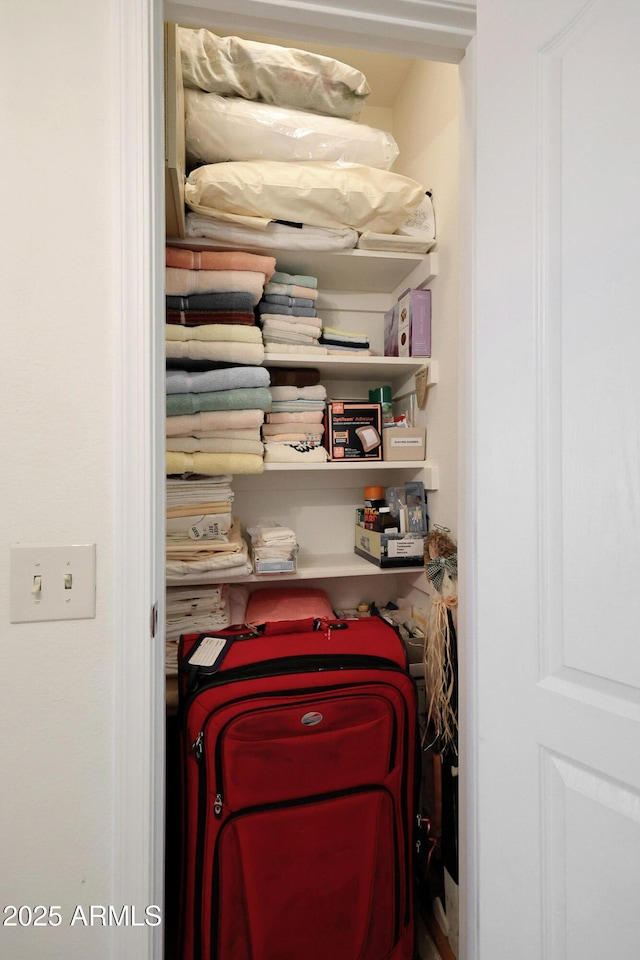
[113,2,478,958]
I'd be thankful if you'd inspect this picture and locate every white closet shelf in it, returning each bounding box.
[264,354,433,382]
[171,552,425,586]
[263,461,439,488]
[166,239,436,294]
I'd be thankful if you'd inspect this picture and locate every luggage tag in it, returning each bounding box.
[183,625,260,690]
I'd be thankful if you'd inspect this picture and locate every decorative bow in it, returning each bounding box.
[425,554,458,592]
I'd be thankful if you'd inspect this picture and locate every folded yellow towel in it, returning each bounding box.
[165,341,265,365]
[166,451,264,475]
[165,323,262,343]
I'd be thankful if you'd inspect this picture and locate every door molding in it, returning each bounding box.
[112,0,165,956]
[164,0,476,62]
[112,2,476,959]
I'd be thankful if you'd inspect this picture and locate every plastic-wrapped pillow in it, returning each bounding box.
[184,160,425,235]
[184,90,399,170]
[179,27,370,120]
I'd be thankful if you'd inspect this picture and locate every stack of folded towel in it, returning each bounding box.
[262,368,328,463]
[165,582,250,676]
[165,475,253,585]
[258,270,328,356]
[319,325,372,355]
[165,246,277,476]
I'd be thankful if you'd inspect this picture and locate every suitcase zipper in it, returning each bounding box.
[209,785,401,960]
[182,652,407,711]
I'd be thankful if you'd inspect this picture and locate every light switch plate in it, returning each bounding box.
[10,544,96,623]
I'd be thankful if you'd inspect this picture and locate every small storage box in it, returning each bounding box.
[252,544,298,576]
[354,524,424,568]
[325,401,383,461]
[382,427,426,461]
[385,288,431,357]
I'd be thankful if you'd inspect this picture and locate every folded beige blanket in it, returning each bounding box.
[262,422,324,437]
[261,318,322,339]
[166,523,252,578]
[166,512,233,539]
[264,343,327,355]
[324,347,373,356]
[165,268,266,303]
[166,323,262,343]
[265,281,318,301]
[165,341,265,365]
[166,451,264,475]
[262,432,323,442]
[167,409,264,436]
[191,428,262,441]
[167,437,264,456]
[269,385,327,401]
[167,247,275,282]
[167,501,232,519]
[265,411,324,423]
[262,332,318,346]
[260,312,323,330]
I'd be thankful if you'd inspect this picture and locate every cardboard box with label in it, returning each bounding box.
[354,523,425,568]
[325,401,383,461]
[382,427,426,461]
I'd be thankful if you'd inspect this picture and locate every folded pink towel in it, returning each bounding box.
[166,409,264,436]
[167,247,276,282]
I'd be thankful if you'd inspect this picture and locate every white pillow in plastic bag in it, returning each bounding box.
[184,90,399,171]
[179,27,370,120]
[184,161,425,235]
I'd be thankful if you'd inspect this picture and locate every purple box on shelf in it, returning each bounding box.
[396,288,432,357]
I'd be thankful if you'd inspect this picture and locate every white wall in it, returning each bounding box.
[393,60,460,534]
[0,2,119,956]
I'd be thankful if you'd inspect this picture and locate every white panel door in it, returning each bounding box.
[474,1,640,957]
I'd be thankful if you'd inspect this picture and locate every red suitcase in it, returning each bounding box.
[177,615,419,960]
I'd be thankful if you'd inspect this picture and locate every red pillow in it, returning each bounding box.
[245,587,334,626]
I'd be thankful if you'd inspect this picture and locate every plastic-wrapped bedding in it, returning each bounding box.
[184,90,399,170]
[184,213,358,252]
[179,27,370,120]
[184,160,425,235]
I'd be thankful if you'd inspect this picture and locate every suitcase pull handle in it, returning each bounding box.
[314,617,350,638]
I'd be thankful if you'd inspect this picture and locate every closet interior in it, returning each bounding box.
[163,18,460,960]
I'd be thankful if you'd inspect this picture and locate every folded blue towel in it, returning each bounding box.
[166,366,270,395]
[263,294,316,309]
[166,386,272,417]
[257,303,317,318]
[271,271,318,290]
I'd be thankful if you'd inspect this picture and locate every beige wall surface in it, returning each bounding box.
[0,2,119,956]
[394,60,460,534]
